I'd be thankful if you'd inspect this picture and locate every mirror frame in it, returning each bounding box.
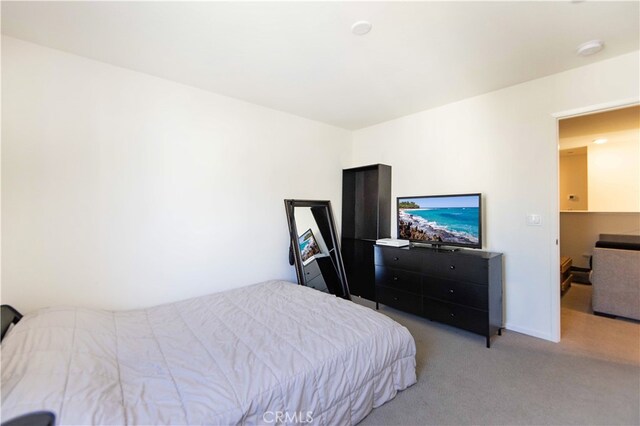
[284,199,351,300]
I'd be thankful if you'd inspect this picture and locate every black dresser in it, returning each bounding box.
[374,245,503,347]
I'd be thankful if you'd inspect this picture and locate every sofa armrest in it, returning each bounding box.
[591,247,640,320]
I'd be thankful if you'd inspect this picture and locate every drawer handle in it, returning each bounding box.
[449,289,454,294]
[393,276,399,281]
[393,257,399,261]
[449,265,456,270]
[393,296,399,301]
[450,313,455,317]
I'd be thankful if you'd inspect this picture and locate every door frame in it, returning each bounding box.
[550,97,639,342]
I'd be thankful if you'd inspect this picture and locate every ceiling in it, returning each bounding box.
[2,1,639,130]
[559,105,640,151]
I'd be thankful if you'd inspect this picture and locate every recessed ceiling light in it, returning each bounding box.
[593,138,608,144]
[351,21,372,36]
[577,40,604,56]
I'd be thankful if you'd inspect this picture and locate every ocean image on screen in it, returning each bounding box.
[299,229,321,263]
[398,195,480,245]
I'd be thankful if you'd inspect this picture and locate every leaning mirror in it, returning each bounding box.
[284,199,351,300]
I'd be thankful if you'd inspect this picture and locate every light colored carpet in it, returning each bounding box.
[561,282,594,314]
[354,286,640,425]
[561,283,639,366]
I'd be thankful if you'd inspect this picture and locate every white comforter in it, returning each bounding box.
[1,280,416,425]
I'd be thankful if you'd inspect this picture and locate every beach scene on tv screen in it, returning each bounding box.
[299,230,321,262]
[398,195,480,245]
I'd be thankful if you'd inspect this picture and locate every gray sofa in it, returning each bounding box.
[591,234,640,320]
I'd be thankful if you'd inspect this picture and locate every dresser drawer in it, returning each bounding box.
[303,259,322,281]
[423,277,487,310]
[376,286,422,315]
[436,255,488,285]
[374,246,421,271]
[375,266,422,294]
[423,298,488,335]
[306,275,329,293]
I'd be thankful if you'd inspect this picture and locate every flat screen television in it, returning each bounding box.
[299,228,322,265]
[397,193,482,249]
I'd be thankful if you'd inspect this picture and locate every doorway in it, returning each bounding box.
[556,103,640,353]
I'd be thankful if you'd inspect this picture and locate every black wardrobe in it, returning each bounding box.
[341,164,391,301]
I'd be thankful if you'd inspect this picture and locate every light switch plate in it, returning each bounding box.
[526,213,542,226]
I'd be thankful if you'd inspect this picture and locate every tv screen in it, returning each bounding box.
[299,228,322,265]
[397,193,482,249]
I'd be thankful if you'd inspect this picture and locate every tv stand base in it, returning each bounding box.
[410,242,459,252]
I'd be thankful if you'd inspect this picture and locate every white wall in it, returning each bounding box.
[1,37,351,313]
[559,151,588,211]
[3,34,639,343]
[588,140,640,212]
[350,51,639,341]
[560,212,640,269]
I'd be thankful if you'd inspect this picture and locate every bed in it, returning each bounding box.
[1,280,416,425]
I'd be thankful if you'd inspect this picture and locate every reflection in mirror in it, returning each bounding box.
[284,200,351,300]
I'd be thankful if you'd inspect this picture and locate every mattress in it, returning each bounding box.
[1,280,416,425]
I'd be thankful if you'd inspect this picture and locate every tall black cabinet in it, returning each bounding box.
[341,164,392,300]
